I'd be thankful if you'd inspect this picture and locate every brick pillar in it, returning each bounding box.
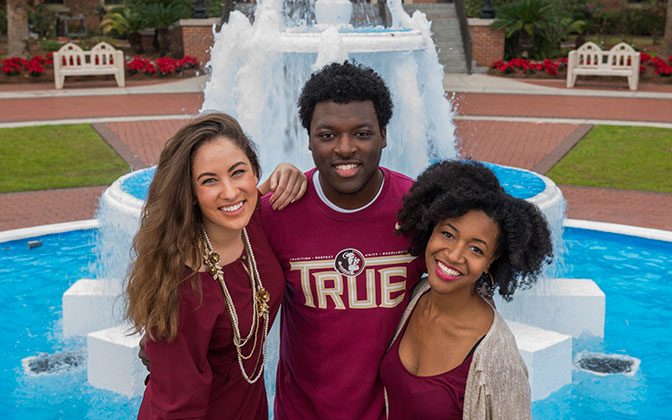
[174,18,220,67]
[468,18,505,67]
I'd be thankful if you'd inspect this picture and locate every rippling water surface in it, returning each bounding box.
[1,227,670,419]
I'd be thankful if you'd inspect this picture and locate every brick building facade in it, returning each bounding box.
[170,19,220,67]
[468,18,505,67]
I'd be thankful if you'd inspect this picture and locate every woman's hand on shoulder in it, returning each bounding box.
[259,163,307,210]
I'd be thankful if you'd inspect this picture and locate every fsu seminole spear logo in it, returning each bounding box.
[334,248,366,277]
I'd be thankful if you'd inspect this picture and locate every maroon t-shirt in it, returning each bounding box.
[138,208,284,420]
[380,314,473,420]
[261,167,425,420]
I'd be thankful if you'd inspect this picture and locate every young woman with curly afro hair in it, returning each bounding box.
[380,159,553,420]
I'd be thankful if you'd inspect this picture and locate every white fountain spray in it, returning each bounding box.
[201,0,456,180]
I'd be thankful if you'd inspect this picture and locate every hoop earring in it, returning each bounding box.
[475,271,495,299]
[485,271,495,292]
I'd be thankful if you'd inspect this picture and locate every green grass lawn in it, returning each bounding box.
[0,124,130,194]
[547,125,672,193]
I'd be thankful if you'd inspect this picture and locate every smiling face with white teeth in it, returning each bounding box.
[308,100,387,210]
[192,136,259,239]
[425,210,501,298]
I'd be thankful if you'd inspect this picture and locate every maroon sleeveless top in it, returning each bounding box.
[380,320,478,420]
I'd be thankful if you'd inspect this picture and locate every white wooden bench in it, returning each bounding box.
[566,42,640,90]
[53,42,125,89]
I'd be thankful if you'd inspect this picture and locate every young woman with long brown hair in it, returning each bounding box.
[125,112,306,420]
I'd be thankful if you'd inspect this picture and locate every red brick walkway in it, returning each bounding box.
[104,119,189,166]
[0,186,105,231]
[455,93,672,123]
[561,185,672,230]
[454,120,579,170]
[1,84,671,232]
[0,93,202,123]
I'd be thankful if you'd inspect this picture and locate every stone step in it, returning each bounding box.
[508,321,573,401]
[435,41,466,48]
[63,278,123,337]
[431,27,462,33]
[88,325,147,397]
[402,2,468,73]
[431,27,462,35]
[441,58,467,65]
[403,4,457,18]
[495,278,606,338]
[438,48,466,56]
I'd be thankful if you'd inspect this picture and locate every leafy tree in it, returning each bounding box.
[101,7,145,54]
[28,1,57,39]
[491,0,562,58]
[140,2,188,55]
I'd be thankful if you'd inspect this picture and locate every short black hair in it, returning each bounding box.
[298,61,393,133]
[397,160,553,301]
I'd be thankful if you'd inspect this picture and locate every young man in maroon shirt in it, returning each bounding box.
[261,61,424,420]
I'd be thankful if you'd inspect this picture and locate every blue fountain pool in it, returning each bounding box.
[1,227,670,419]
[121,163,547,202]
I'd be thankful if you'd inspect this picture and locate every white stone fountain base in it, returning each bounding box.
[497,278,606,339]
[64,276,603,400]
[62,279,123,337]
[509,321,573,401]
[88,325,147,397]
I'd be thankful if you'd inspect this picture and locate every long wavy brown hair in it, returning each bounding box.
[124,112,260,342]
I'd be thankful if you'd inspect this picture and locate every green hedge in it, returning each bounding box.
[467,0,665,36]
[465,0,585,18]
[124,0,228,19]
[588,3,666,36]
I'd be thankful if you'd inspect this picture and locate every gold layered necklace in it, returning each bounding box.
[200,226,271,384]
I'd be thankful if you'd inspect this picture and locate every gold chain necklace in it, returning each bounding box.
[201,226,271,384]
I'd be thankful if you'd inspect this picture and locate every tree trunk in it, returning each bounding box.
[519,30,534,58]
[663,1,672,58]
[157,27,170,56]
[7,0,30,58]
[128,31,144,55]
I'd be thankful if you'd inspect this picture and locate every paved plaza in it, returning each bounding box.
[1,73,671,232]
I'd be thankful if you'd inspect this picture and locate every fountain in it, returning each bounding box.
[61,0,604,405]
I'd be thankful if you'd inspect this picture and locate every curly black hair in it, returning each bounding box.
[397,160,553,301]
[298,61,393,133]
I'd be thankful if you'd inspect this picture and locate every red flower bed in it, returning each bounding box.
[26,58,45,77]
[1,54,199,80]
[126,56,151,75]
[179,56,198,69]
[2,58,28,76]
[650,56,672,77]
[155,57,178,76]
[491,53,672,80]
[126,56,199,77]
[490,57,566,77]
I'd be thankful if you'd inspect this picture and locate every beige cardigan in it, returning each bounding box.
[385,279,532,420]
